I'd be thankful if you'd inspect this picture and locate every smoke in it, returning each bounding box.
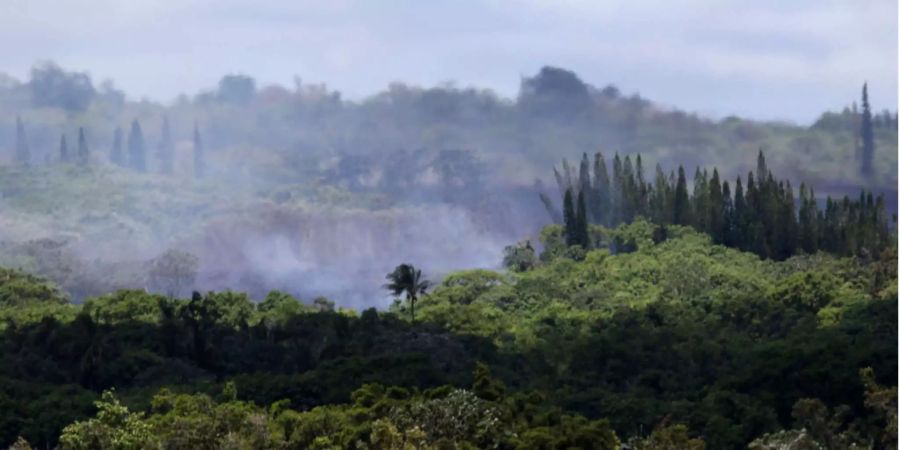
[192,203,521,308]
[0,63,894,307]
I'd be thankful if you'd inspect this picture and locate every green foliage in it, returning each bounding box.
[0,222,894,448]
[547,152,895,261]
[0,267,67,307]
[58,391,158,450]
[502,241,537,272]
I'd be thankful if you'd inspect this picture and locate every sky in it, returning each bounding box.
[0,0,896,124]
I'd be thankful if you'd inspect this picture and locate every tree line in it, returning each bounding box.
[546,150,893,261]
[12,117,206,178]
[1,218,896,448]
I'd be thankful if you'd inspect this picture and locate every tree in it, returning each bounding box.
[110,127,124,167]
[148,249,199,298]
[76,127,89,165]
[860,83,875,175]
[127,120,146,172]
[193,123,205,178]
[706,169,724,244]
[721,180,735,246]
[692,167,708,231]
[158,117,174,175]
[563,188,577,246]
[472,362,506,402]
[58,390,158,450]
[503,241,537,272]
[756,149,768,182]
[621,156,636,222]
[384,264,429,322]
[578,153,592,217]
[650,164,671,225]
[611,154,623,224]
[59,134,69,163]
[217,74,256,104]
[635,154,648,218]
[673,166,690,225]
[14,116,30,166]
[731,176,747,249]
[29,62,96,112]
[576,189,590,248]
[592,152,610,225]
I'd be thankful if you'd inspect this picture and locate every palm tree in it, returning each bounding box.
[384,263,430,322]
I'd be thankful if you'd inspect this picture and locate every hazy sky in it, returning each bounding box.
[0,0,896,124]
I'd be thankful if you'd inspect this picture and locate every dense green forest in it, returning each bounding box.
[0,219,896,449]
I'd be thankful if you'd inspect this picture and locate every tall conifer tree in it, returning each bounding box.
[673,166,690,225]
[576,189,590,249]
[860,83,875,175]
[707,169,724,244]
[128,120,146,172]
[592,152,610,225]
[563,188,577,247]
[77,127,89,165]
[578,153,592,219]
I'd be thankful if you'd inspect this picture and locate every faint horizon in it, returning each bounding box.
[0,0,897,124]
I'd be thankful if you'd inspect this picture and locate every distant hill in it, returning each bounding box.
[0,63,896,193]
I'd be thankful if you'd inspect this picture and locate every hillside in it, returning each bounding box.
[1,65,897,193]
[0,221,895,448]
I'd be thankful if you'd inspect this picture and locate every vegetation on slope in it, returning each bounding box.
[0,221,895,449]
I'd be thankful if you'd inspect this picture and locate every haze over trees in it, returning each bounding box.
[76,127,89,165]
[14,117,28,166]
[0,62,895,449]
[110,126,124,167]
[127,119,145,172]
[58,134,69,163]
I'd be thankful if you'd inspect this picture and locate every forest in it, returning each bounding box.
[0,219,896,449]
[0,60,897,449]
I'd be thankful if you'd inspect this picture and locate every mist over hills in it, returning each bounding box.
[0,62,896,305]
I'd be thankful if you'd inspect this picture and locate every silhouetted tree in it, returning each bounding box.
[76,127,89,165]
[29,62,96,112]
[673,166,690,225]
[127,120,146,172]
[563,188,577,246]
[860,83,875,175]
[576,189,590,248]
[217,74,256,104]
[384,264,429,322]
